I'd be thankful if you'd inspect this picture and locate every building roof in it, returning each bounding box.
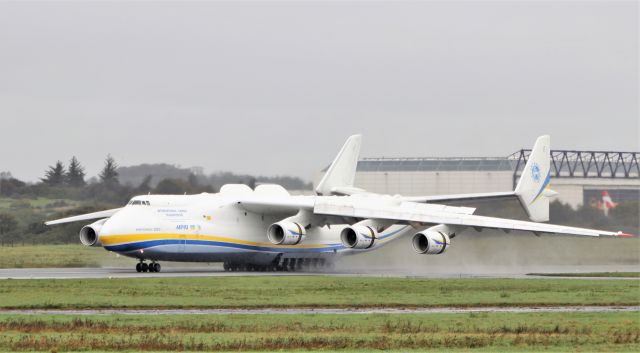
[353,150,639,179]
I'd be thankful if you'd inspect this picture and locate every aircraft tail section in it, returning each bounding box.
[515,135,553,222]
[315,135,362,196]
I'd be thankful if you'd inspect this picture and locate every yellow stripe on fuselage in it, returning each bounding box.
[99,233,333,249]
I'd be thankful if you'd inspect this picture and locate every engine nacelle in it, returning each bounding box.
[340,225,377,249]
[267,221,306,245]
[79,219,106,247]
[411,229,451,255]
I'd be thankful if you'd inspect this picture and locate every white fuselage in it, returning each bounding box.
[98,193,411,265]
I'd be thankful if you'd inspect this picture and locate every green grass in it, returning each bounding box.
[529,272,640,278]
[0,276,638,309]
[0,312,637,351]
[0,245,134,268]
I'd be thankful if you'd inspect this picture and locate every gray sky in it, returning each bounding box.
[0,1,638,182]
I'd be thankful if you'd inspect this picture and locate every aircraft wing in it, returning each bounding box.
[45,208,123,226]
[402,191,518,204]
[237,197,314,215]
[313,198,626,237]
[239,194,628,237]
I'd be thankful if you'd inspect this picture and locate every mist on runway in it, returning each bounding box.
[334,229,640,276]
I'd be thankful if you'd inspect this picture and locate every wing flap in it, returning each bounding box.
[403,191,517,204]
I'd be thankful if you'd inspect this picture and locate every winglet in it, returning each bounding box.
[315,135,362,196]
[615,232,636,237]
[515,135,552,222]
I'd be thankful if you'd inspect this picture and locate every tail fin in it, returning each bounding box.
[515,135,553,222]
[315,134,362,196]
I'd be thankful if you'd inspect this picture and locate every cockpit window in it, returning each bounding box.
[128,200,150,206]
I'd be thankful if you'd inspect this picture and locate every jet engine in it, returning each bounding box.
[267,221,306,245]
[411,227,451,255]
[79,219,107,247]
[340,224,377,249]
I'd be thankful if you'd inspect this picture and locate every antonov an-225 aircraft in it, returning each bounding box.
[46,135,630,273]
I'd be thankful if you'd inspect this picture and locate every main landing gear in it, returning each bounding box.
[136,261,161,273]
[223,258,333,272]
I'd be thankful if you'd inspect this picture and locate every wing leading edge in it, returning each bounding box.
[45,208,123,226]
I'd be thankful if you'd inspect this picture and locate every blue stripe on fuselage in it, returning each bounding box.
[104,226,410,254]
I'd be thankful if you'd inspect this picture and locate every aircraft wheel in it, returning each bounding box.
[141,263,149,272]
[153,263,161,272]
[136,263,142,272]
[223,263,229,271]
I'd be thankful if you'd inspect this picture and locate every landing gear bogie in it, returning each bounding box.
[222,258,334,273]
[136,261,160,273]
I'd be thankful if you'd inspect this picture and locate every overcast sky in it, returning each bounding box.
[0,1,637,182]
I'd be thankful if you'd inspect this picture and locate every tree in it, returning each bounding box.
[0,177,26,197]
[135,175,153,194]
[154,178,190,195]
[99,154,119,186]
[66,156,86,187]
[0,213,18,235]
[41,161,66,186]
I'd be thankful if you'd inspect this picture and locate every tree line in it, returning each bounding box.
[41,155,117,187]
[0,154,314,245]
[1,155,312,205]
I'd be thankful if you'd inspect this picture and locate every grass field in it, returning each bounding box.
[0,312,637,352]
[0,276,638,309]
[530,272,640,278]
[0,197,77,209]
[0,245,135,268]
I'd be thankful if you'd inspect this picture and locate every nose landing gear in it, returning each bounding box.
[136,261,161,273]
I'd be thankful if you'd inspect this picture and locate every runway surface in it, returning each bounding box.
[0,266,638,280]
[1,306,637,315]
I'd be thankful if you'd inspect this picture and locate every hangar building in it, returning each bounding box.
[320,150,640,208]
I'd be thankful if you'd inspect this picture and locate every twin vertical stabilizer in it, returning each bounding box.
[315,135,362,196]
[317,133,555,223]
[515,135,554,222]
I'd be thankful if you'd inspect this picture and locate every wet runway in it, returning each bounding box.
[1,306,637,315]
[0,266,637,280]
